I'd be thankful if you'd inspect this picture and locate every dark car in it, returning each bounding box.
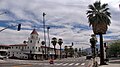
[49,59,54,64]
[86,55,92,60]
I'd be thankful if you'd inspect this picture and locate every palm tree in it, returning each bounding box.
[51,37,57,59]
[64,46,68,58]
[78,48,81,57]
[58,38,63,59]
[75,48,78,53]
[86,1,111,65]
[41,41,45,60]
[69,46,74,57]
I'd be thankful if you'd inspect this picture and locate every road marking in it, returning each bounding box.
[44,63,49,65]
[81,63,85,65]
[63,63,68,66]
[55,63,63,65]
[69,63,74,66]
[75,63,80,66]
[12,64,32,67]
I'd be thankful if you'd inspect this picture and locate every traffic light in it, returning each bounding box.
[17,24,21,31]
[90,38,96,48]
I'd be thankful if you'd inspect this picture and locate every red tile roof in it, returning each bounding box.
[31,29,38,35]
[0,45,10,47]
[10,44,27,46]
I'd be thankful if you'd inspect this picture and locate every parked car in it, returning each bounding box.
[86,55,92,60]
[0,55,8,60]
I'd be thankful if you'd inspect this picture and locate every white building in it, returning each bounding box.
[0,45,10,59]
[9,29,55,60]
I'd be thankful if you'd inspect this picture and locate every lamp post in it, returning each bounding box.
[43,12,47,59]
[47,26,50,59]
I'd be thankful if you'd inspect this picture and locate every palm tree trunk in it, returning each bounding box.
[54,46,56,59]
[99,34,105,65]
[65,53,67,58]
[60,45,61,59]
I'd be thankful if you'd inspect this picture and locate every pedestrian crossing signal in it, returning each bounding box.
[18,24,21,31]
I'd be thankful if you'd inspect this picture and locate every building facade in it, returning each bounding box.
[0,45,10,58]
[8,29,55,60]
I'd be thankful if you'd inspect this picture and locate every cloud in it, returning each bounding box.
[0,0,120,49]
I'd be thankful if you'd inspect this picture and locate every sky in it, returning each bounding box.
[0,0,120,49]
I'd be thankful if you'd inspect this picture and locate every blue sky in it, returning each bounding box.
[0,0,120,49]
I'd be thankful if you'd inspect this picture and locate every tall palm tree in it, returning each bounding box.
[51,37,57,59]
[58,38,63,59]
[86,1,111,65]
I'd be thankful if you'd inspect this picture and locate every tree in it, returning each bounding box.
[41,41,45,60]
[58,38,63,59]
[51,37,57,59]
[64,46,68,58]
[75,48,78,52]
[108,41,120,57]
[68,46,74,57]
[86,1,111,65]
[78,48,81,57]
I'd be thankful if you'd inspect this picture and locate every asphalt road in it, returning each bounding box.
[0,57,91,67]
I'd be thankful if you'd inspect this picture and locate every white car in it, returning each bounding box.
[0,55,8,60]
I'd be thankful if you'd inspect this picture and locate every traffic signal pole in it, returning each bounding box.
[0,24,21,32]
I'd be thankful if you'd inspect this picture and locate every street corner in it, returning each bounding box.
[85,59,93,67]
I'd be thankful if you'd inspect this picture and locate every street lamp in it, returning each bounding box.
[43,12,47,59]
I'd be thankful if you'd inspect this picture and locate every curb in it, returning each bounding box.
[87,59,93,67]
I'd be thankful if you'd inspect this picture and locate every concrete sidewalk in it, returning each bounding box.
[99,58,120,67]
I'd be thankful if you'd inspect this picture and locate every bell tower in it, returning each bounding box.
[28,29,40,46]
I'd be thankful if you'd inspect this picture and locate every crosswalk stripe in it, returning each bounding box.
[75,63,80,66]
[63,63,68,66]
[69,63,74,66]
[55,63,63,65]
[81,63,85,65]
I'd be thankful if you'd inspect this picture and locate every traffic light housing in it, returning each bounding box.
[90,38,96,48]
[18,24,21,31]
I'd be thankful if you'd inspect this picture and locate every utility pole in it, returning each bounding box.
[43,12,47,59]
[47,27,50,59]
